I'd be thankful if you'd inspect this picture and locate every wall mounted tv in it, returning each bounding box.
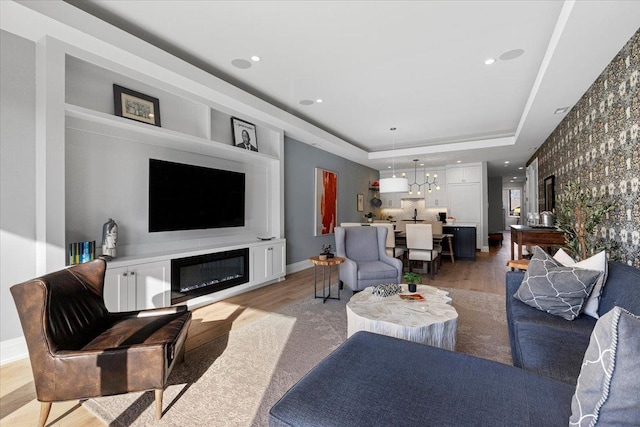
[149,159,245,232]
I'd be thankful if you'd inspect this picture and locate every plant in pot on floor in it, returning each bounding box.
[404,272,422,293]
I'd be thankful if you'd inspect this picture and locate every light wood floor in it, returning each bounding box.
[0,233,514,426]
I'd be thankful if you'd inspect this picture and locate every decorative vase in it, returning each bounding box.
[367,218,373,223]
[408,283,417,293]
[318,254,327,261]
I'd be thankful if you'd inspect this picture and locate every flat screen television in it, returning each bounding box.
[148,159,245,232]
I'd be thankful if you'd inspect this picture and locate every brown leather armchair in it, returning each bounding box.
[10,258,192,426]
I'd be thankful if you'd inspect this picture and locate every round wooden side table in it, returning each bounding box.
[309,256,345,303]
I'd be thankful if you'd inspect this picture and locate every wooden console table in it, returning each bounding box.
[510,225,566,260]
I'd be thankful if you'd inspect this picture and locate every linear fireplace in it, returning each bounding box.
[171,248,249,304]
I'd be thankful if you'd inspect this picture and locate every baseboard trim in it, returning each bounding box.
[287,260,312,274]
[1,336,28,366]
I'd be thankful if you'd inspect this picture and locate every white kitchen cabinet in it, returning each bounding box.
[104,260,170,312]
[424,169,447,207]
[448,182,482,248]
[379,170,406,207]
[252,241,286,282]
[446,164,481,183]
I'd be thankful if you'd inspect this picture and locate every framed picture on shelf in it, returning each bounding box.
[231,117,258,152]
[113,84,161,126]
[357,194,364,212]
[314,168,338,236]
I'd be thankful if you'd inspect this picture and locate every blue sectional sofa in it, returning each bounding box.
[506,261,640,385]
[269,261,640,426]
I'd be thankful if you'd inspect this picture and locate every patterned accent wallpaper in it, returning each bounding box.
[532,29,639,267]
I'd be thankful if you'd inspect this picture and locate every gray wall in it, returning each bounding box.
[487,176,503,233]
[284,136,379,265]
[0,31,36,342]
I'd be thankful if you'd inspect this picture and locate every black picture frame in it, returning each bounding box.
[231,117,258,152]
[113,84,161,126]
[544,175,555,212]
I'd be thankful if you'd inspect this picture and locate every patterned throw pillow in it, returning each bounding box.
[569,307,640,426]
[371,283,402,297]
[514,246,602,320]
[553,248,608,319]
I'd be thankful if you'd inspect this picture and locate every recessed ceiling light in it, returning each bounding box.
[420,163,424,166]
[554,107,570,114]
[231,59,251,69]
[387,166,392,169]
[504,161,510,164]
[513,176,517,179]
[299,100,314,105]
[518,166,524,170]
[456,160,462,163]
[250,55,261,62]
[484,58,496,65]
[510,180,514,183]
[315,99,323,103]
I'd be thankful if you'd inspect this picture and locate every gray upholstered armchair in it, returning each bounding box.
[335,226,403,292]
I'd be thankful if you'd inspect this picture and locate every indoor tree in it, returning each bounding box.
[555,180,615,261]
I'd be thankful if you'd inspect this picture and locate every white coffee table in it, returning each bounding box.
[346,284,458,350]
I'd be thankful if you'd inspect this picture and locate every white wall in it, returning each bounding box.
[0,30,37,360]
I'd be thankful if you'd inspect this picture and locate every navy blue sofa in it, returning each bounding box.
[506,261,640,385]
[269,261,640,426]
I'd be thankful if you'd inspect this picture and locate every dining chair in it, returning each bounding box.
[371,223,404,260]
[406,223,440,279]
[426,221,444,266]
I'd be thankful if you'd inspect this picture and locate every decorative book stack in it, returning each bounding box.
[68,241,96,265]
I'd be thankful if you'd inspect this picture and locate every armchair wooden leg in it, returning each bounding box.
[38,402,52,427]
[155,389,163,420]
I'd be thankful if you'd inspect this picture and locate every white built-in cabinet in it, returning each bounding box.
[379,170,404,208]
[446,164,481,183]
[252,241,286,283]
[33,38,287,310]
[103,260,170,312]
[446,163,483,249]
[424,169,447,207]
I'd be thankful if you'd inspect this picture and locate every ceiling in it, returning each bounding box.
[65,0,640,182]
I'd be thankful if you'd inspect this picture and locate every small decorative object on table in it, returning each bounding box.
[319,244,334,260]
[446,216,455,225]
[364,212,376,223]
[101,218,118,259]
[372,283,402,297]
[404,272,422,293]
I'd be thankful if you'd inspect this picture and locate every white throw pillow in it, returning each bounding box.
[553,248,608,319]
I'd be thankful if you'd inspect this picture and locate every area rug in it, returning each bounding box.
[83,287,510,426]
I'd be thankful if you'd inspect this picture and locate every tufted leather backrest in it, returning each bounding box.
[11,259,111,354]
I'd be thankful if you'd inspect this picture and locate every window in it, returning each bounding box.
[509,189,521,217]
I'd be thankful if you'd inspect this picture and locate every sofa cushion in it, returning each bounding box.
[598,261,640,317]
[553,249,607,319]
[514,247,601,320]
[270,331,575,427]
[513,320,591,385]
[570,307,640,426]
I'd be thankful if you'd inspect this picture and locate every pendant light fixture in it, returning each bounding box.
[407,159,440,195]
[379,127,409,193]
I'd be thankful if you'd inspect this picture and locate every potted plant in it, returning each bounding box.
[555,180,615,261]
[364,212,376,223]
[403,272,422,293]
[319,244,334,260]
